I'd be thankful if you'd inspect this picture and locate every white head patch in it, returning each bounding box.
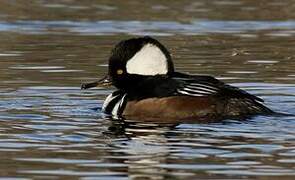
[126,43,168,75]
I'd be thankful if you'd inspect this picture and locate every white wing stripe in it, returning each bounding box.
[184,85,217,93]
[173,76,221,97]
[188,83,219,90]
[177,89,207,96]
[182,88,212,95]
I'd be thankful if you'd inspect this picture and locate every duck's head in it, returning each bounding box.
[81,36,174,91]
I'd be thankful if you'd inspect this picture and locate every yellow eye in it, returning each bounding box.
[117,69,124,75]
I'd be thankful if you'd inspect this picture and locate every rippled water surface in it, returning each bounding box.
[1,0,295,179]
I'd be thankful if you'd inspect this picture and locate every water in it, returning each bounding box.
[0,0,295,179]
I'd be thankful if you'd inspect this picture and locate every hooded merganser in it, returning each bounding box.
[81,36,273,121]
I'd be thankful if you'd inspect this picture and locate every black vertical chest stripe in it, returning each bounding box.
[102,90,127,115]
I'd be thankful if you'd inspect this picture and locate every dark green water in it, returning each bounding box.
[0,0,295,179]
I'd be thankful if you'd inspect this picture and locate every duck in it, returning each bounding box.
[81,36,273,122]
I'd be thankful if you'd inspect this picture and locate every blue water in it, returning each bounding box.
[1,20,295,36]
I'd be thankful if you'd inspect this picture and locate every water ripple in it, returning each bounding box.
[1,20,295,35]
